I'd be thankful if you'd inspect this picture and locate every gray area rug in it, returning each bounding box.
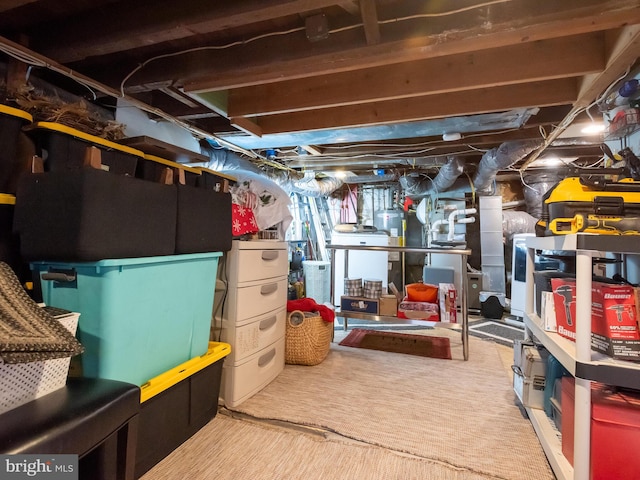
[144,414,494,480]
[225,334,553,480]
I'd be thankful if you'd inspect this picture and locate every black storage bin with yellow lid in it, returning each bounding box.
[27,122,143,175]
[136,342,230,478]
[195,167,236,192]
[176,183,232,253]
[13,168,177,261]
[0,105,33,192]
[136,154,200,186]
[0,193,28,281]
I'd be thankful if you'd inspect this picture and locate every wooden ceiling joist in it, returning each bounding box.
[227,33,604,117]
[257,78,579,134]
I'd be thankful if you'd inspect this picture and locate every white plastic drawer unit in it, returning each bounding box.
[226,277,287,322]
[221,308,286,364]
[221,336,285,408]
[228,240,288,284]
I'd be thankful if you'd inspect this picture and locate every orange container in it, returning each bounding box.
[405,282,438,303]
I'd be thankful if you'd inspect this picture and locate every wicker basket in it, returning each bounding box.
[285,310,332,366]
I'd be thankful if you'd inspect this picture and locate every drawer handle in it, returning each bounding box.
[259,316,277,331]
[261,251,279,261]
[260,283,278,295]
[258,348,276,367]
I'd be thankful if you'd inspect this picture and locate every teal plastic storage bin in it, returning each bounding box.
[32,252,221,386]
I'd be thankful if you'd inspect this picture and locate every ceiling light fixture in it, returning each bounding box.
[580,123,606,134]
[442,132,462,141]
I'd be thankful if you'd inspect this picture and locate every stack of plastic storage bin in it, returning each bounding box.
[0,105,33,283]
[12,123,232,474]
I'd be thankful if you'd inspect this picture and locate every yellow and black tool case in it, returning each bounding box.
[537,177,640,236]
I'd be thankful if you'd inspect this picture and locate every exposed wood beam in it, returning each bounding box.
[158,86,202,108]
[359,0,380,45]
[38,0,347,63]
[182,0,640,93]
[0,0,38,12]
[338,1,360,16]
[257,79,578,134]
[230,116,263,137]
[301,145,324,155]
[227,33,604,116]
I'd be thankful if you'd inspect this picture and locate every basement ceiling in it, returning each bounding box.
[1,0,639,177]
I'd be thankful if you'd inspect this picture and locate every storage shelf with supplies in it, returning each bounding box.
[523,233,640,480]
[327,243,471,361]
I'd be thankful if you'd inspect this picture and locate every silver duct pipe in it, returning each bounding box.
[522,172,563,219]
[472,140,543,194]
[201,143,345,196]
[399,156,464,195]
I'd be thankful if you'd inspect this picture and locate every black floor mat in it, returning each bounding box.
[468,320,525,347]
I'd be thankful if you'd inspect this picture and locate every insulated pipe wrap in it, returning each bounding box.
[472,140,543,194]
[400,156,463,196]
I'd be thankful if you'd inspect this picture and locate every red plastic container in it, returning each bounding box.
[562,376,640,479]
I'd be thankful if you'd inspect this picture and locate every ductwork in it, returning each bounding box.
[399,156,464,195]
[472,140,543,194]
[522,172,563,219]
[200,142,345,196]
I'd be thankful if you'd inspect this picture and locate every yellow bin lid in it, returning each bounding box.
[143,154,201,174]
[32,122,145,158]
[194,167,237,182]
[139,342,231,403]
[0,104,32,123]
[0,194,16,205]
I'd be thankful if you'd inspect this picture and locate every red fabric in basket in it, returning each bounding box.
[287,298,335,323]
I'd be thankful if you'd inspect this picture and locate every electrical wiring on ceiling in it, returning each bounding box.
[118,0,514,93]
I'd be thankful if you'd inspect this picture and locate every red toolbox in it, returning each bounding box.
[562,376,640,479]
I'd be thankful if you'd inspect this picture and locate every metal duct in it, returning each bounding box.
[472,140,543,194]
[522,172,563,219]
[399,156,464,195]
[502,210,537,243]
[200,142,345,196]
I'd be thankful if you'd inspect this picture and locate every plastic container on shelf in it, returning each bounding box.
[0,104,32,193]
[14,168,177,261]
[136,153,200,186]
[32,252,221,386]
[27,121,143,175]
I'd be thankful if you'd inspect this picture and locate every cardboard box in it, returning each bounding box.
[340,296,379,315]
[512,340,547,409]
[438,283,457,323]
[591,282,640,361]
[550,278,640,361]
[541,291,557,332]
[379,294,398,316]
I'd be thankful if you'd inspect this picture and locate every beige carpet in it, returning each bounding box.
[225,333,553,480]
[144,413,495,480]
